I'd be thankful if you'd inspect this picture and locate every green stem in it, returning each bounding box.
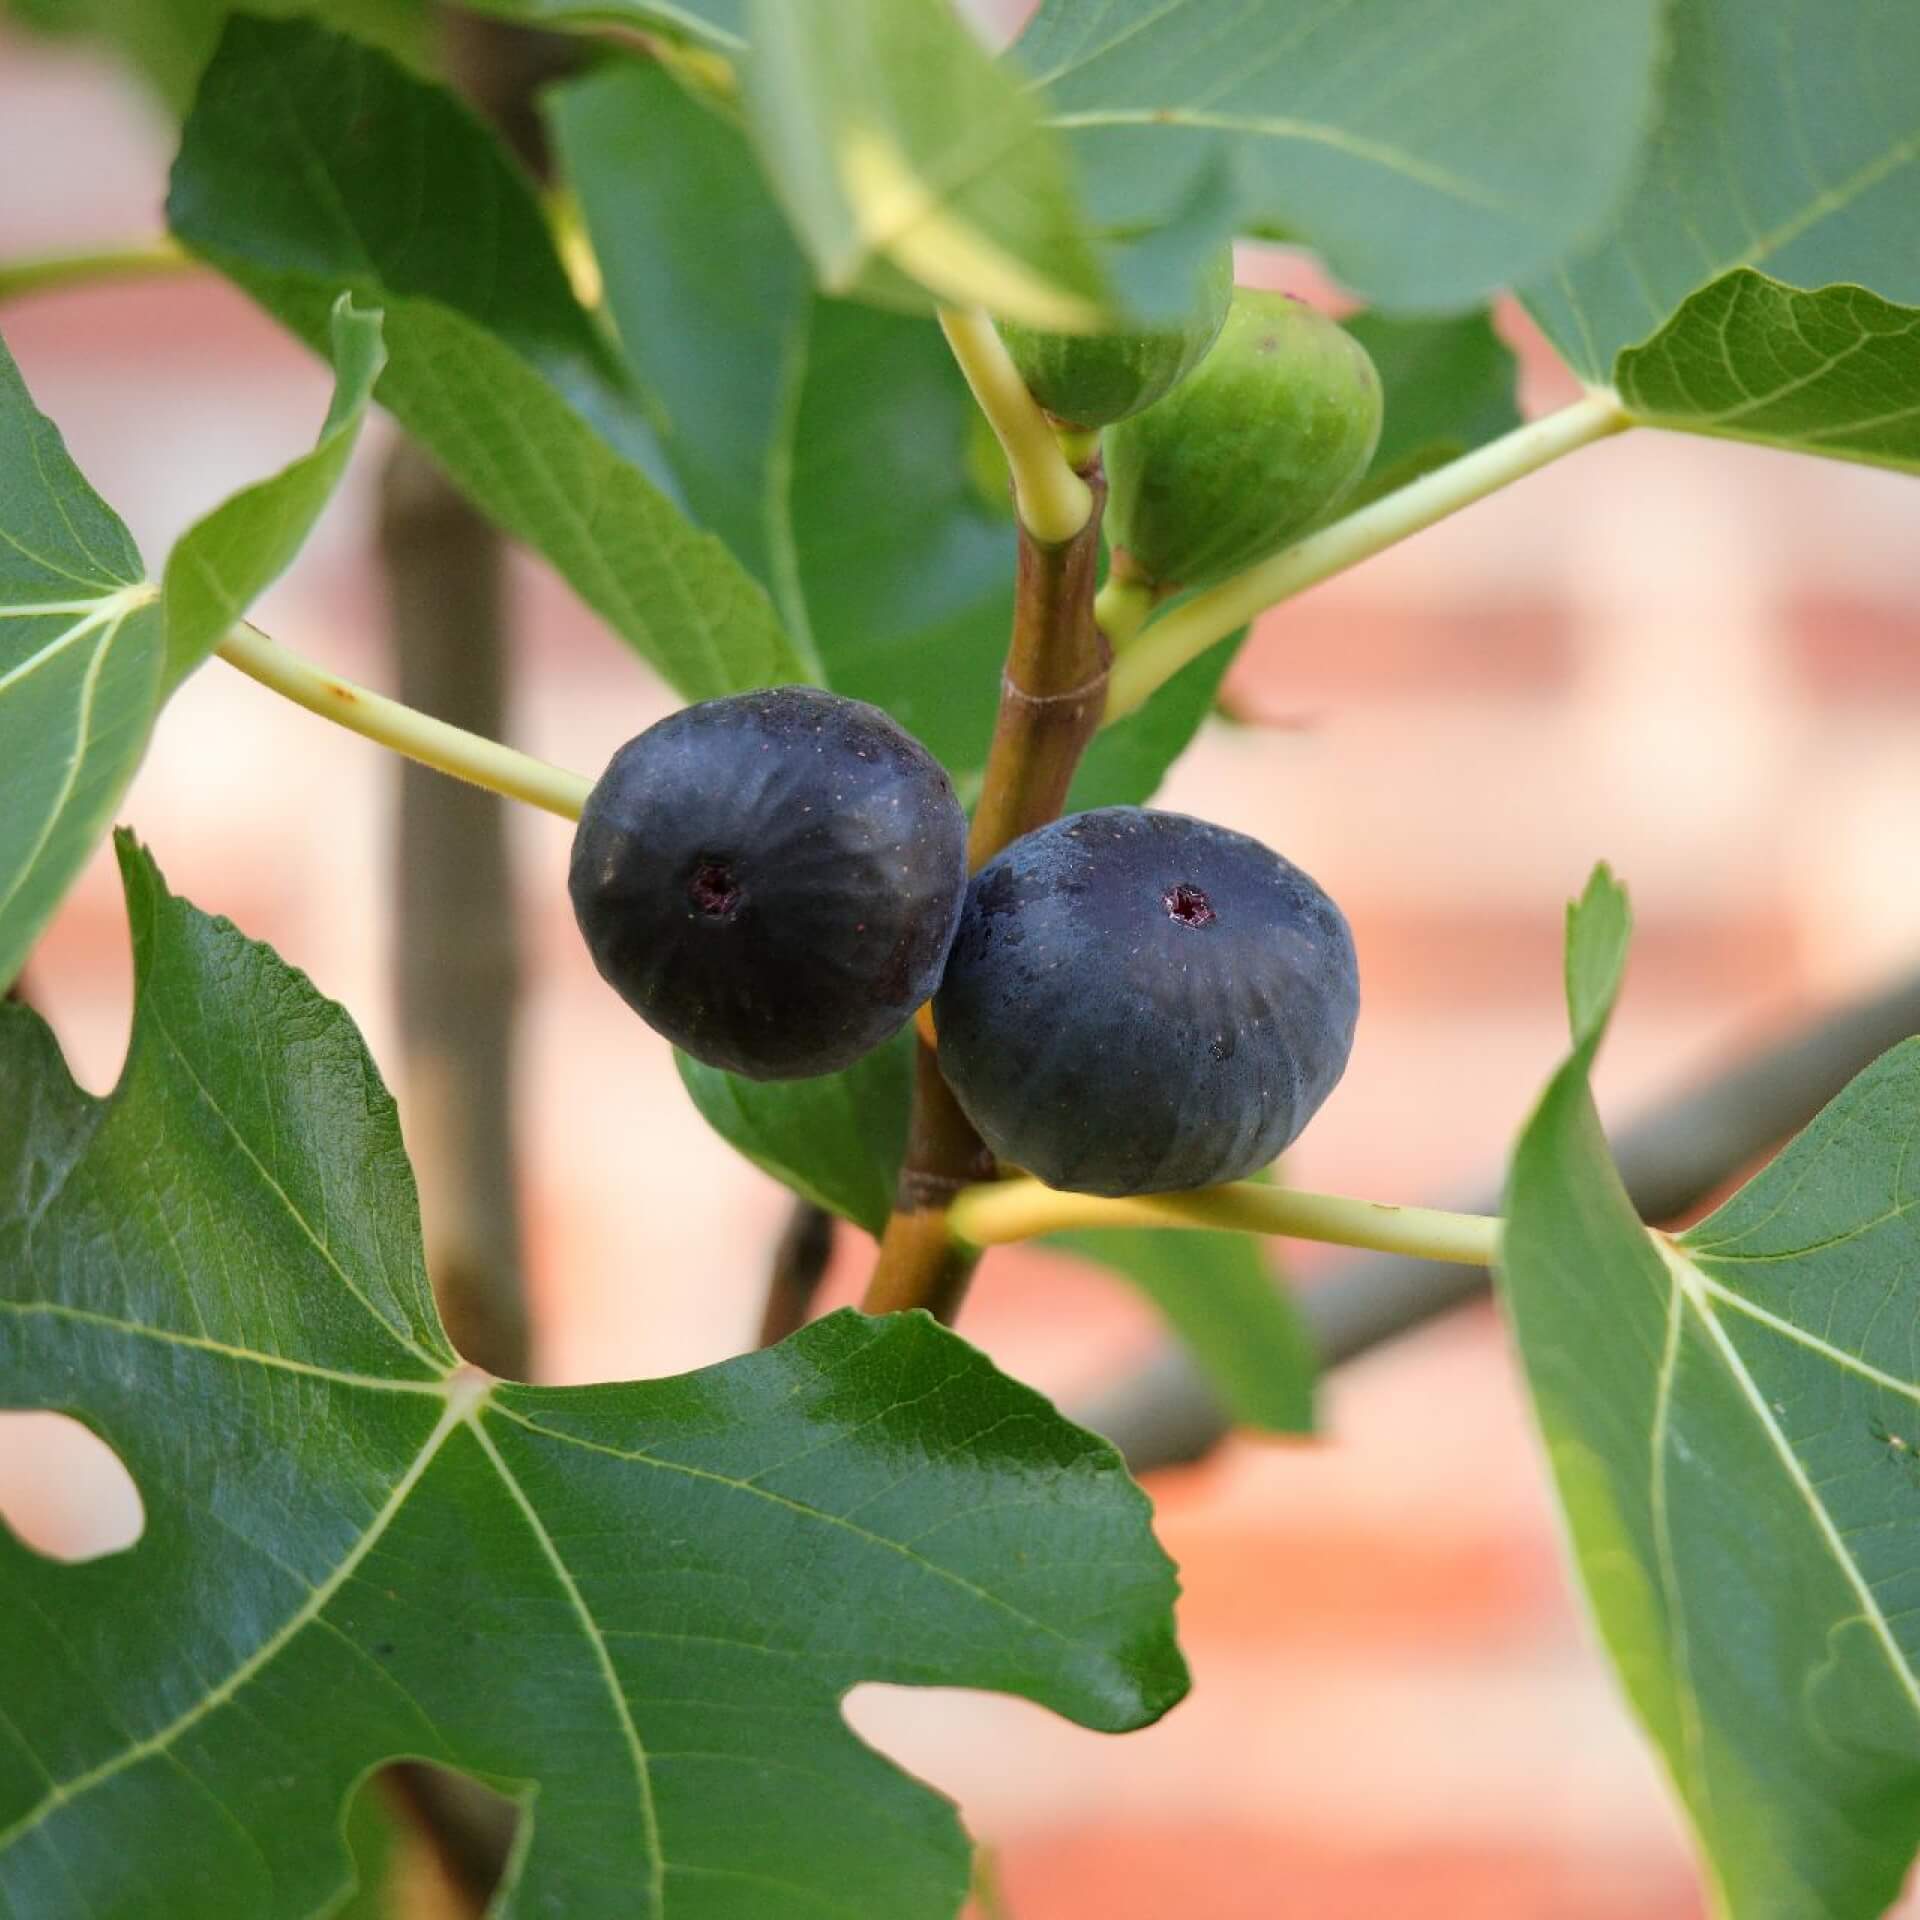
[939,306,1094,545]
[0,238,190,305]
[216,622,591,820]
[948,1175,1502,1267]
[1104,388,1632,721]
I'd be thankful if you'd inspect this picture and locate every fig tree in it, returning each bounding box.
[569,687,968,1081]
[1105,289,1383,590]
[933,807,1359,1195]
[998,249,1234,432]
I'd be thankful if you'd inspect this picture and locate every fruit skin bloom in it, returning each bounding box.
[934,808,1359,1195]
[569,687,968,1081]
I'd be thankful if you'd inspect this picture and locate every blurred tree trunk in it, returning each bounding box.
[374,13,579,1905]
[380,440,529,1380]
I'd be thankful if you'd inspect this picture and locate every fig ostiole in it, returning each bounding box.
[932,807,1359,1196]
[569,687,968,1082]
[998,248,1234,433]
[1105,289,1383,593]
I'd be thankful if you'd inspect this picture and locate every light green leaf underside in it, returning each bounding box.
[1047,1227,1315,1434]
[0,328,162,994]
[169,16,805,701]
[161,294,386,688]
[0,841,1185,1919]
[743,0,1109,330]
[1015,0,1663,314]
[1524,0,1920,379]
[1616,271,1920,474]
[1503,867,1920,1919]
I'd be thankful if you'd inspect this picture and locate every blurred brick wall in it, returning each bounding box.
[4,25,1920,1919]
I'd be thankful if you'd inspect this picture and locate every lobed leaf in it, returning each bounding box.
[1616,271,1920,476]
[169,16,807,701]
[1524,0,1920,381]
[1015,0,1664,315]
[0,840,1188,1920]
[1502,867,1920,1917]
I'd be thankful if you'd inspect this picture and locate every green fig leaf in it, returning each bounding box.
[0,839,1188,1920]
[161,294,386,688]
[0,333,162,994]
[1502,864,1920,1917]
[675,1030,913,1241]
[169,17,807,701]
[1524,0,1920,380]
[741,0,1111,330]
[1615,271,1920,476]
[550,59,1009,772]
[0,296,386,993]
[1016,0,1664,314]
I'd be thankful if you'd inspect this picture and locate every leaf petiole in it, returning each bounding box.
[1104,387,1631,721]
[948,1175,1502,1266]
[938,306,1094,545]
[215,621,591,820]
[0,238,191,305]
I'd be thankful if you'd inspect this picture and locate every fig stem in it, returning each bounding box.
[1104,387,1633,721]
[0,236,190,304]
[863,444,1110,1323]
[217,621,593,820]
[938,305,1096,546]
[948,1176,1503,1267]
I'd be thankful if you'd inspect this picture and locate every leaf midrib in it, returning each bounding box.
[467,1413,667,1914]
[1044,106,1522,216]
[488,1399,1109,1660]
[0,601,145,929]
[1658,1239,1920,1717]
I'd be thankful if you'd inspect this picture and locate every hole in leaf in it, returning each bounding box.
[0,1410,144,1562]
[357,1760,524,1909]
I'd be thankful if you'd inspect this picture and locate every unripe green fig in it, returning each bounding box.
[998,249,1234,432]
[1105,289,1383,590]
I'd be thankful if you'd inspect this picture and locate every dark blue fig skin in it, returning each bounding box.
[569,687,967,1081]
[933,808,1359,1195]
